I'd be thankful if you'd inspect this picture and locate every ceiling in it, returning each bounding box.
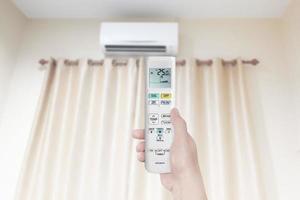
[14,0,291,19]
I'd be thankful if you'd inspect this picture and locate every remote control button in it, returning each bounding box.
[161,120,171,125]
[161,93,172,99]
[161,100,171,105]
[154,149,170,156]
[148,100,159,105]
[155,128,164,141]
[149,114,159,125]
[148,93,160,99]
[155,149,165,156]
[156,135,164,142]
[165,128,172,134]
[161,113,171,120]
[156,128,164,135]
[148,128,155,134]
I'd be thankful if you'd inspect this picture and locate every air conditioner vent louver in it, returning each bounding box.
[105,45,166,53]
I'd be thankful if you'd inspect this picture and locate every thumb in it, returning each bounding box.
[170,108,188,139]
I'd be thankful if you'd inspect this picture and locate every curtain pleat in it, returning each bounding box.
[16,58,269,200]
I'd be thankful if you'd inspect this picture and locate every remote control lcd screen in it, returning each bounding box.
[149,68,171,88]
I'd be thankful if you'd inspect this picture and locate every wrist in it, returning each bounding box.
[171,171,207,200]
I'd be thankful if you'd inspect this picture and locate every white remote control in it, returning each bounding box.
[145,56,176,173]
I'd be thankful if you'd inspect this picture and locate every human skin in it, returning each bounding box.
[132,108,207,200]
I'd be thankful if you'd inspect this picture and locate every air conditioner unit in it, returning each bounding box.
[100,22,178,56]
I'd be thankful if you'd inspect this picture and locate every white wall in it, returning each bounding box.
[283,0,300,147]
[280,2,300,198]
[0,0,27,199]
[0,0,27,121]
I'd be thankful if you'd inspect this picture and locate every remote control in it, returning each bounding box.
[145,56,176,173]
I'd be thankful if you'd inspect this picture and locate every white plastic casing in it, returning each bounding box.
[100,22,178,56]
[145,56,176,173]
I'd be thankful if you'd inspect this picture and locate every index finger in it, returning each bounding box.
[132,129,145,139]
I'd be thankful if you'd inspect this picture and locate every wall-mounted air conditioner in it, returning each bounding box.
[100,22,178,56]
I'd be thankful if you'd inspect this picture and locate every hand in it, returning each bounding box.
[132,108,207,200]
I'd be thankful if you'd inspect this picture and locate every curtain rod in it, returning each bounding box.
[39,58,259,67]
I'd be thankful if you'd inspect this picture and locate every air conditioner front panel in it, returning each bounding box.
[100,22,178,56]
[100,23,177,44]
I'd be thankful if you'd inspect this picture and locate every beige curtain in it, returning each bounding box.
[16,58,266,200]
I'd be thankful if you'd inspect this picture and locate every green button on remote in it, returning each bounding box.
[148,93,160,99]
